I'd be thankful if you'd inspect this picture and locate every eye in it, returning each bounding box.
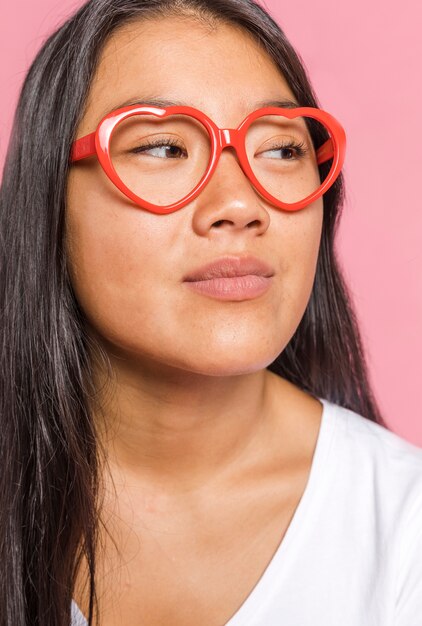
[258,140,309,160]
[131,137,188,159]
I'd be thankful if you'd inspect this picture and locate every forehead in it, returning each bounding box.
[79,15,297,136]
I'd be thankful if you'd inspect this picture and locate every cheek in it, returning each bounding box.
[276,200,323,320]
[65,168,178,346]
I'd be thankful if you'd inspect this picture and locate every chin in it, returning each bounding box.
[179,349,283,378]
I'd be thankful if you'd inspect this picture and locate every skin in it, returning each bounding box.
[66,14,324,624]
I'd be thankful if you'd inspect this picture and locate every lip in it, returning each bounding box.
[183,255,275,282]
[183,255,275,301]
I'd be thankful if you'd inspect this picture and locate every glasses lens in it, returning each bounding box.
[245,114,332,205]
[109,113,211,207]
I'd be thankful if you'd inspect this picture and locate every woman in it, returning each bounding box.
[1,0,421,624]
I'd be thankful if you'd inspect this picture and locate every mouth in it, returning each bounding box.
[182,254,274,301]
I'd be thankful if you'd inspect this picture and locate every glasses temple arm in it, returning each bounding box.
[316,138,334,165]
[70,132,96,162]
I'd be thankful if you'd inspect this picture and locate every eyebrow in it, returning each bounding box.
[106,96,300,117]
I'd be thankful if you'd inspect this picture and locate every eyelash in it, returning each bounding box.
[132,137,186,156]
[266,140,309,159]
[131,137,309,160]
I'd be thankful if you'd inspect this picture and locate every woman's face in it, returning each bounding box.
[66,16,323,377]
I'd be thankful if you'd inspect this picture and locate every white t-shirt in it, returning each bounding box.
[71,396,422,625]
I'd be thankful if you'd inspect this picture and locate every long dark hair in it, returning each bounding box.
[0,0,388,624]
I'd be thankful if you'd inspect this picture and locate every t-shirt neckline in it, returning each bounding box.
[224,395,338,625]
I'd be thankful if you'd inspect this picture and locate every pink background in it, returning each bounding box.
[1,0,421,444]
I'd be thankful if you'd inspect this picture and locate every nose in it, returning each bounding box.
[191,128,270,237]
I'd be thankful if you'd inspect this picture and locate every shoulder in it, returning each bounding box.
[325,400,422,460]
[317,399,422,621]
[321,397,422,520]
[324,398,422,472]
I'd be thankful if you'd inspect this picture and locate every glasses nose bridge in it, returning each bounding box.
[218,127,242,151]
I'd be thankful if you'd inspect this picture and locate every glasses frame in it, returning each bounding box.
[70,104,346,214]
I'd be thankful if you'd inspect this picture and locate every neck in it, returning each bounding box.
[90,350,293,497]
